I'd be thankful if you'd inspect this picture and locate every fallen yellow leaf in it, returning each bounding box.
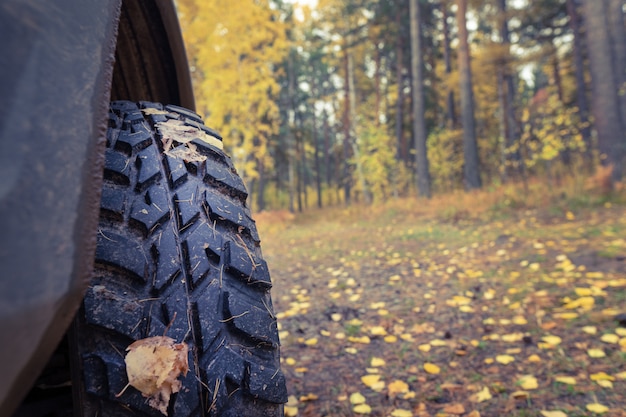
[582,326,597,335]
[596,380,613,388]
[554,312,578,320]
[388,380,409,396]
[361,374,380,386]
[518,375,538,390]
[390,409,413,417]
[511,390,530,399]
[370,357,386,367]
[541,335,562,346]
[600,334,619,344]
[470,386,492,403]
[586,403,609,414]
[540,411,568,417]
[502,333,524,342]
[384,335,398,343]
[590,372,615,381]
[424,363,441,375]
[350,392,366,405]
[299,393,318,401]
[564,296,594,310]
[304,337,318,346]
[122,336,189,415]
[284,406,298,417]
[418,343,431,352]
[353,403,372,414]
[587,348,606,358]
[574,287,592,296]
[496,355,515,365]
[554,376,576,385]
[527,354,542,363]
[369,326,387,336]
[348,336,371,344]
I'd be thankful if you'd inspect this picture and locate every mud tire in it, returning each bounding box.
[75,101,287,417]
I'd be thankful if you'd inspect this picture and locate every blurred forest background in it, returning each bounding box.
[176,0,626,212]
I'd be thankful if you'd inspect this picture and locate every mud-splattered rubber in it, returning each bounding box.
[75,101,287,417]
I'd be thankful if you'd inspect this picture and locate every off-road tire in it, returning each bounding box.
[74,101,287,417]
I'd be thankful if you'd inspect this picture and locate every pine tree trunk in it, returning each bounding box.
[395,10,406,163]
[441,1,456,128]
[323,108,332,187]
[347,50,371,204]
[287,51,296,212]
[456,0,482,189]
[583,0,626,183]
[566,0,592,165]
[607,0,626,126]
[410,0,431,198]
[497,70,508,182]
[312,93,322,209]
[497,0,521,178]
[343,50,352,205]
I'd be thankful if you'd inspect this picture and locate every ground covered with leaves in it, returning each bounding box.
[257,188,626,417]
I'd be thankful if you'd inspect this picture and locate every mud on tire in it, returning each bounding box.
[75,101,287,417]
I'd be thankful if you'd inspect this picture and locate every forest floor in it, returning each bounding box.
[256,182,626,417]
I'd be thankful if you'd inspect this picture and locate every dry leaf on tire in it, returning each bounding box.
[120,336,189,415]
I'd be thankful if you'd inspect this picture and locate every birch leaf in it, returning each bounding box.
[122,336,189,415]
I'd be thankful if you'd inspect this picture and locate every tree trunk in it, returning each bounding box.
[456,0,482,189]
[375,45,382,126]
[497,70,508,182]
[551,45,564,103]
[395,10,406,163]
[566,0,592,164]
[287,51,296,212]
[583,0,625,183]
[256,159,266,211]
[409,0,431,198]
[497,0,521,178]
[343,50,352,205]
[312,90,322,209]
[347,50,371,204]
[607,0,626,126]
[441,1,456,128]
[323,108,332,187]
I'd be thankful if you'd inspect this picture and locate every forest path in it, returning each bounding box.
[258,197,626,417]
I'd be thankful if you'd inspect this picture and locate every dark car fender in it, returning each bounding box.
[0,1,194,415]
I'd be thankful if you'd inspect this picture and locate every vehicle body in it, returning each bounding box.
[0,1,195,415]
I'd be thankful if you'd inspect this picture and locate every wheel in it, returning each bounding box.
[73,101,287,416]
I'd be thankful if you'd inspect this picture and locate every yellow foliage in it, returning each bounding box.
[178,0,287,183]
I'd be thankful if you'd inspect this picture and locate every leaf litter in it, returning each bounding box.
[259,201,626,416]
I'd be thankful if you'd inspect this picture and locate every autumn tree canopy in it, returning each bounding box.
[178,0,625,211]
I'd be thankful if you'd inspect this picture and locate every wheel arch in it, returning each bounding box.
[112,0,195,110]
